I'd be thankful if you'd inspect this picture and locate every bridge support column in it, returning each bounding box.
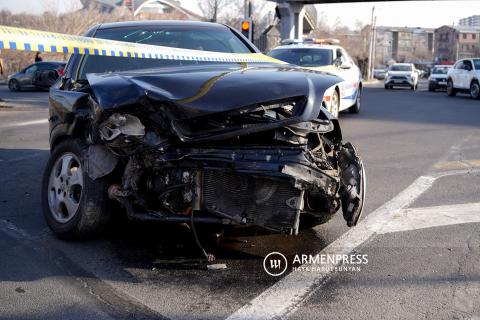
[277,2,305,40]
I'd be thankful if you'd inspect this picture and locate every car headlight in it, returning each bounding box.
[99,113,145,141]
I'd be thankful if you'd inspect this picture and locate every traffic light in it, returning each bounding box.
[240,18,254,42]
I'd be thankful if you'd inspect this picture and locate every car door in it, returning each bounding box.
[462,59,474,88]
[33,63,58,88]
[335,48,357,109]
[457,60,471,89]
[451,60,463,88]
[19,64,38,87]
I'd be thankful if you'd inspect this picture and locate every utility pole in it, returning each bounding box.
[367,6,375,80]
[371,16,377,80]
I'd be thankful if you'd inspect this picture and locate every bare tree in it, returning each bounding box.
[198,0,228,22]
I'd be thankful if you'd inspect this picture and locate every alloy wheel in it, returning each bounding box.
[47,153,83,223]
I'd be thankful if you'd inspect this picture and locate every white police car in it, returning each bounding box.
[268,39,363,118]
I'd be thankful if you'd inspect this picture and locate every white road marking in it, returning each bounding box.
[379,202,480,234]
[225,175,435,320]
[10,119,48,127]
[225,168,480,320]
[0,119,48,128]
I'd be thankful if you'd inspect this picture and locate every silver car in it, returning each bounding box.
[8,61,65,92]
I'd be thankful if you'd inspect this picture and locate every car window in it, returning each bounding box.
[336,48,343,61]
[473,59,480,70]
[268,48,333,67]
[463,60,473,70]
[342,49,353,64]
[79,25,253,79]
[25,65,38,74]
[432,67,450,74]
[390,65,412,71]
[37,63,53,71]
[455,61,464,69]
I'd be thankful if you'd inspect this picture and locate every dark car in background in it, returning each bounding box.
[8,61,65,91]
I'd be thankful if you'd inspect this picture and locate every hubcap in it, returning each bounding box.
[47,153,83,223]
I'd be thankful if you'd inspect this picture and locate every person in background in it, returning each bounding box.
[35,52,42,62]
[0,54,4,76]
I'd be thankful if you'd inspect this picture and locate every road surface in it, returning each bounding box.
[0,82,479,319]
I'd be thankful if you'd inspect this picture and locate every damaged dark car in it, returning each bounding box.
[42,21,365,241]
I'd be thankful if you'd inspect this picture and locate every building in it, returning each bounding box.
[374,26,434,66]
[459,15,480,27]
[434,25,480,63]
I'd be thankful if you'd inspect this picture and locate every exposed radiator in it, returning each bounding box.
[202,170,302,232]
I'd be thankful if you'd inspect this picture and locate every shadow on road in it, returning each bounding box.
[0,148,330,283]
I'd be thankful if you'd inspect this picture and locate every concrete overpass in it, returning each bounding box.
[268,0,393,40]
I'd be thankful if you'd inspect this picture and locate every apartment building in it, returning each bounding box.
[374,26,434,66]
[434,25,480,63]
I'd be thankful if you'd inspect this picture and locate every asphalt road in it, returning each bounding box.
[0,81,479,320]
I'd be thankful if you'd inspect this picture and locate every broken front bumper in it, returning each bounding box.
[153,146,341,233]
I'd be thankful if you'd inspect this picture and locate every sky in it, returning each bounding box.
[0,0,479,30]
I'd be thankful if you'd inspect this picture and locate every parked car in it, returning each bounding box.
[384,63,419,90]
[374,69,387,80]
[447,58,480,99]
[428,65,452,91]
[8,61,65,92]
[267,39,363,118]
[42,21,365,240]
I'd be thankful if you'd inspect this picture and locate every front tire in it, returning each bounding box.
[8,79,20,92]
[42,139,113,240]
[447,79,457,96]
[470,81,480,99]
[330,89,340,118]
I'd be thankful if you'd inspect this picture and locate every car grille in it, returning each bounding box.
[202,170,301,232]
[391,76,408,80]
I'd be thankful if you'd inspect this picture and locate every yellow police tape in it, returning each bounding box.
[0,25,282,64]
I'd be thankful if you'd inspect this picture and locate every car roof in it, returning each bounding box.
[271,44,340,51]
[97,20,226,30]
[37,61,65,65]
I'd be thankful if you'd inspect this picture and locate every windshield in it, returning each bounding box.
[473,59,480,70]
[390,65,412,71]
[432,67,450,74]
[79,25,252,78]
[267,48,333,67]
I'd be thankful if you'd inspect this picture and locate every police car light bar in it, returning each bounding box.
[280,38,340,46]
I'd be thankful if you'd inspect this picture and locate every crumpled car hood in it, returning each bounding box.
[86,64,341,120]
